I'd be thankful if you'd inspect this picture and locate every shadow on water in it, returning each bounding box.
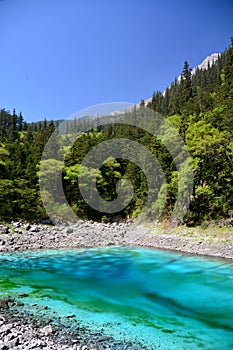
[0,247,233,349]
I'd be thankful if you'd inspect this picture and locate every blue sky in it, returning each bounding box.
[0,0,232,122]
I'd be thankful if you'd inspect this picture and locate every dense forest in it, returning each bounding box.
[0,40,232,225]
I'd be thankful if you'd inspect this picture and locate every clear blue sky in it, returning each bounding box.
[0,0,232,122]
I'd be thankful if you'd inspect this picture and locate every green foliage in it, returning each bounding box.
[0,39,232,225]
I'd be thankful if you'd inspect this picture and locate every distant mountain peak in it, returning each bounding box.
[177,53,220,82]
[191,53,220,75]
[142,52,221,105]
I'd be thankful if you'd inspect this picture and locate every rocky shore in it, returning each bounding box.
[0,220,233,349]
[0,220,233,260]
[0,297,147,350]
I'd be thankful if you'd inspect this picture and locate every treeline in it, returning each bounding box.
[0,40,232,224]
[0,113,56,220]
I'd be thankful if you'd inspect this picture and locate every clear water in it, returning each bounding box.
[0,247,233,349]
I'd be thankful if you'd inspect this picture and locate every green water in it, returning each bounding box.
[0,247,233,349]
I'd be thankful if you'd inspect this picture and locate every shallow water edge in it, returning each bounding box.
[0,220,233,260]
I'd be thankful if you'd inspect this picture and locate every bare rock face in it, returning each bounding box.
[191,53,220,74]
[140,52,221,104]
[176,52,220,82]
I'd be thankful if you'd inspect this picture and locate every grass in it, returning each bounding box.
[150,222,233,244]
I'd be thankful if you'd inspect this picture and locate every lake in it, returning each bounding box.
[0,247,233,349]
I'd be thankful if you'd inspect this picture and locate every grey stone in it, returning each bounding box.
[29,225,39,233]
[6,337,19,348]
[0,225,10,234]
[39,324,53,336]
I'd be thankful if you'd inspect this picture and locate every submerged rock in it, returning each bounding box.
[0,299,9,310]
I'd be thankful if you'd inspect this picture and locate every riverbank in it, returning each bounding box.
[0,220,233,260]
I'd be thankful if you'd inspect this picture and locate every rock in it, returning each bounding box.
[14,227,23,234]
[29,225,39,233]
[97,336,114,342]
[0,225,10,234]
[39,324,53,336]
[7,337,19,348]
[0,239,5,246]
[0,345,8,350]
[0,315,5,323]
[0,299,9,310]
[18,293,29,298]
[0,323,13,334]
[40,219,53,225]
[15,302,24,307]
[12,221,21,228]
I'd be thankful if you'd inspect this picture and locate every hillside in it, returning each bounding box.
[142,52,220,106]
[0,39,232,225]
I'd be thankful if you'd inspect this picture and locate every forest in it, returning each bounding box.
[0,40,232,225]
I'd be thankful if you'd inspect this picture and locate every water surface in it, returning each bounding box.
[0,247,233,349]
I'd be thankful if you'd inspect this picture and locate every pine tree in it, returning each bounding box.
[18,112,24,131]
[180,61,192,103]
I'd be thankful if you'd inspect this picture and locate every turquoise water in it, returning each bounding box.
[0,247,233,349]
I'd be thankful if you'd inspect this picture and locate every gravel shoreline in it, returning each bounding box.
[0,220,233,259]
[0,220,233,349]
[0,300,147,350]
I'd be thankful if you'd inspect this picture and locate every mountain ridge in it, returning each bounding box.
[142,52,221,106]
